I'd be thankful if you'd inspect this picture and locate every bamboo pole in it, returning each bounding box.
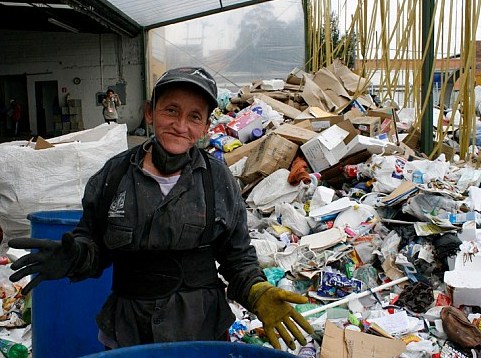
[303,0,479,161]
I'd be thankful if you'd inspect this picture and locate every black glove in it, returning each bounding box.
[9,233,83,295]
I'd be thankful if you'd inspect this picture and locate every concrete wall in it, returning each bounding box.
[0,30,144,134]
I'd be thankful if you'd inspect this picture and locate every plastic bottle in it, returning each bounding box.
[241,333,265,346]
[0,338,28,358]
[343,164,359,178]
[412,169,424,184]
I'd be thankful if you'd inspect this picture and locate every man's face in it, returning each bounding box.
[146,86,210,155]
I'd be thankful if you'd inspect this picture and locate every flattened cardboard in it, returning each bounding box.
[402,129,421,151]
[34,136,55,150]
[327,59,371,93]
[302,76,336,112]
[293,107,344,132]
[253,93,302,119]
[343,107,364,121]
[286,67,307,85]
[308,106,335,118]
[273,123,317,144]
[309,116,344,132]
[224,136,266,166]
[320,320,406,358]
[312,67,351,111]
[293,119,314,131]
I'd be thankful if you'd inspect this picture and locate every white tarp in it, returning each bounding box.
[0,123,128,242]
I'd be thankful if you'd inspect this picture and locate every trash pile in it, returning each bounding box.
[1,61,481,357]
[205,61,481,357]
[0,259,31,355]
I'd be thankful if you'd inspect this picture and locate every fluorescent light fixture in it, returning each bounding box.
[33,3,72,9]
[0,1,72,9]
[0,2,72,9]
[47,17,79,33]
[0,2,32,6]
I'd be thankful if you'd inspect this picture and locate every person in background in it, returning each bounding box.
[102,89,121,124]
[8,99,21,136]
[8,67,313,351]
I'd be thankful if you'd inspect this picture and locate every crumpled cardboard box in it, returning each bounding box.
[239,133,298,184]
[321,320,406,358]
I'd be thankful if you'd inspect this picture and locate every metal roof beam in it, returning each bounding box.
[144,0,273,30]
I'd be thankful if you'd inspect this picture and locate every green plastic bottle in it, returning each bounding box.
[241,333,265,346]
[0,338,28,358]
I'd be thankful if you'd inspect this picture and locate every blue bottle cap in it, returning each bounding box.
[251,128,263,139]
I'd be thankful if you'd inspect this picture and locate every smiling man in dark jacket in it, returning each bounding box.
[9,67,313,350]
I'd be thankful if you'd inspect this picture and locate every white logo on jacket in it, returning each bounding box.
[108,191,126,217]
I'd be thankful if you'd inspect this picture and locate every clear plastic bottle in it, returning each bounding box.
[0,338,28,358]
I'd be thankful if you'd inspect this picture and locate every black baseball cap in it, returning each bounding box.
[152,67,218,113]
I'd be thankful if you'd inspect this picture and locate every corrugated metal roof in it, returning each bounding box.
[104,0,273,29]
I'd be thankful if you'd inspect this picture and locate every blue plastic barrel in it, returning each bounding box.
[28,210,112,358]
[79,341,297,357]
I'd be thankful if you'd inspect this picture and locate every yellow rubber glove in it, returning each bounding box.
[248,281,314,350]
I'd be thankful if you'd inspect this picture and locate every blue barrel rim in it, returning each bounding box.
[78,341,297,357]
[27,210,83,226]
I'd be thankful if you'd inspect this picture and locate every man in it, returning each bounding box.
[102,89,121,124]
[9,67,313,350]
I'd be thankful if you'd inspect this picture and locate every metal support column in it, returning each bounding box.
[421,0,434,154]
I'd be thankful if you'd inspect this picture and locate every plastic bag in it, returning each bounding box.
[403,157,450,183]
[402,193,458,222]
[366,154,407,193]
[246,169,308,213]
[275,202,310,237]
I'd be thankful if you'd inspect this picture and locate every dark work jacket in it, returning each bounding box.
[71,141,265,346]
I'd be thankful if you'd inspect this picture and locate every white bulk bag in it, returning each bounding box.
[0,123,128,241]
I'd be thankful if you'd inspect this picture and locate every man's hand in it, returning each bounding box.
[8,233,82,295]
[248,281,314,350]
